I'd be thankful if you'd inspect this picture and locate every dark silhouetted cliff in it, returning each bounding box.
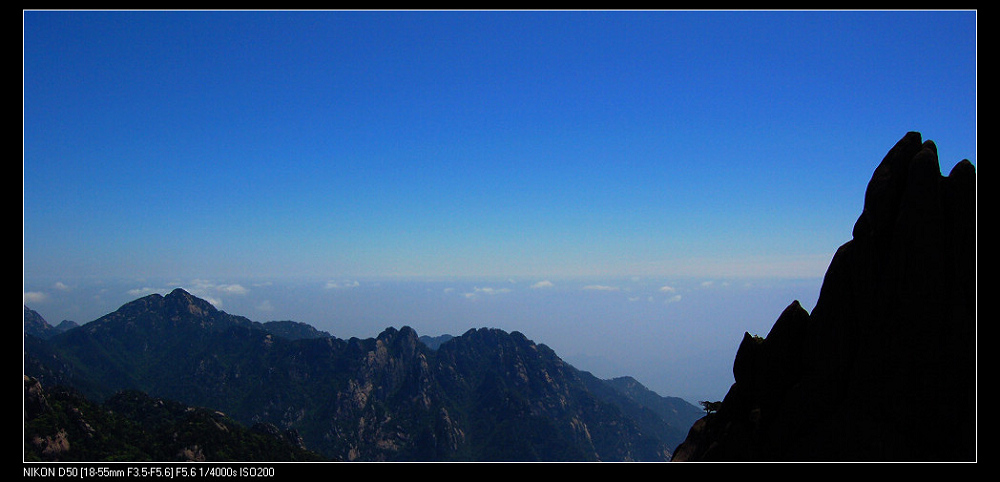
[672,132,976,461]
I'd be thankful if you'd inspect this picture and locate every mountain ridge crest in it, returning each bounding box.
[25,288,700,462]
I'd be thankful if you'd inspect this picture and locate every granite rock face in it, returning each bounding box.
[672,132,976,461]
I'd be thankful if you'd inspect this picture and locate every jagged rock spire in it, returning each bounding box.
[673,132,976,461]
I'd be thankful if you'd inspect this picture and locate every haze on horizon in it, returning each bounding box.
[23,10,977,404]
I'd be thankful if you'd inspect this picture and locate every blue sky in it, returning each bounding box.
[23,10,976,404]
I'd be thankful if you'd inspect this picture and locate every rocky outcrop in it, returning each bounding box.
[673,132,976,461]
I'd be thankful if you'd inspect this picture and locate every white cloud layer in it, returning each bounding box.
[127,287,161,297]
[325,280,360,289]
[24,291,48,304]
[218,284,249,295]
[583,285,619,291]
[461,286,512,300]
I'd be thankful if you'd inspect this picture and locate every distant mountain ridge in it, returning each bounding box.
[260,320,332,340]
[418,334,454,350]
[23,306,77,339]
[24,289,701,461]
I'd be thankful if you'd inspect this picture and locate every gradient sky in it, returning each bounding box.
[23,10,977,404]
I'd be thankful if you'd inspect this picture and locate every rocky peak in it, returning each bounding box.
[106,288,218,323]
[24,306,53,338]
[163,288,219,318]
[89,288,252,337]
[673,132,976,461]
[375,326,421,351]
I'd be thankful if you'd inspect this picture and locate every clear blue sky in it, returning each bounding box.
[23,10,976,403]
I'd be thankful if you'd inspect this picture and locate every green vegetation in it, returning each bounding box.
[24,378,327,462]
[700,400,723,414]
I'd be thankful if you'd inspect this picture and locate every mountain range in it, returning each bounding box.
[23,131,976,462]
[23,290,703,462]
